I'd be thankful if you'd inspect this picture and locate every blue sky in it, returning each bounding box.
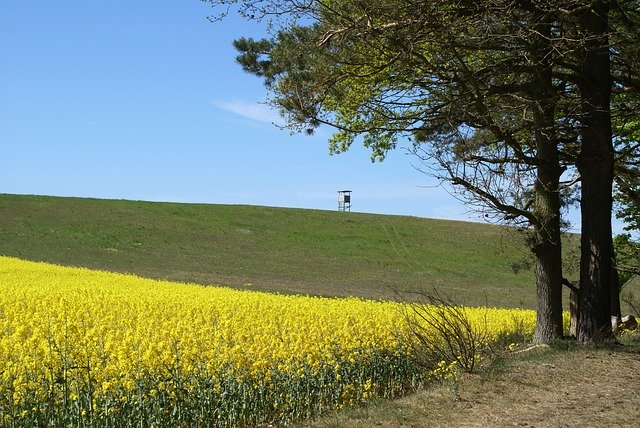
[4,1,621,234]
[1,0,475,222]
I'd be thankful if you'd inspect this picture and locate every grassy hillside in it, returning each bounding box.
[0,193,567,308]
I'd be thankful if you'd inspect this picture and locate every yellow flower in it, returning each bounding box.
[0,256,541,416]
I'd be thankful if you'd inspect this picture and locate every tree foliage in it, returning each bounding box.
[613,111,640,283]
[207,0,640,342]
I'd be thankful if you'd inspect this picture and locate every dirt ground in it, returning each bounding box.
[308,340,640,427]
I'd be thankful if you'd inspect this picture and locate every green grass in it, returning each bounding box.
[0,193,575,308]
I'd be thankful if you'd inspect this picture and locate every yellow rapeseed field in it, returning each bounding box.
[0,256,539,426]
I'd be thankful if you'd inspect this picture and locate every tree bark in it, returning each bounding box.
[532,227,564,342]
[531,132,564,343]
[531,16,564,343]
[576,2,615,343]
[611,265,622,333]
[569,286,579,338]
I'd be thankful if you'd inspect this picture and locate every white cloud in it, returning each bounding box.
[211,100,284,126]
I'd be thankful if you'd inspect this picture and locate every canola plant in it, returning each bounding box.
[0,256,537,426]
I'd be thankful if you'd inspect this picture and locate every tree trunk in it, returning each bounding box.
[576,2,615,343]
[531,145,564,342]
[531,16,564,343]
[611,265,622,333]
[533,232,564,342]
[531,139,564,342]
[569,286,579,338]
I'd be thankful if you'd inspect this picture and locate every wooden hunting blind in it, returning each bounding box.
[337,190,351,212]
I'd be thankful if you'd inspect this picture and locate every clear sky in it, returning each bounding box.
[1,0,477,222]
[1,1,612,233]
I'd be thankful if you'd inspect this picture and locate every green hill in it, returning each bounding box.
[0,193,567,308]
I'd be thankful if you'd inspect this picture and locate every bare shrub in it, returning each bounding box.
[401,292,486,375]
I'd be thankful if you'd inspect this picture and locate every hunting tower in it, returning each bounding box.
[337,190,351,212]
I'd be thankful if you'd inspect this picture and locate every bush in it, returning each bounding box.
[402,292,486,375]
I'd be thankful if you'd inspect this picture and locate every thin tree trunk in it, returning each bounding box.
[612,244,623,319]
[576,2,615,343]
[569,286,579,338]
[611,265,622,333]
